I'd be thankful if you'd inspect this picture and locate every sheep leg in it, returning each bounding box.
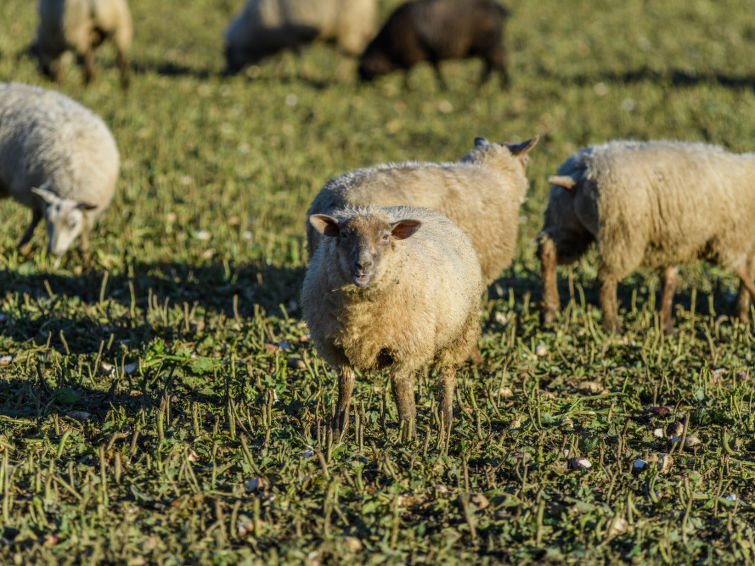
[390,371,416,442]
[117,49,130,89]
[438,367,455,439]
[660,266,679,334]
[331,366,355,439]
[538,235,560,324]
[83,48,96,84]
[18,208,42,256]
[735,263,755,321]
[430,60,448,91]
[597,271,620,333]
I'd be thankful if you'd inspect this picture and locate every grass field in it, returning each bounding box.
[1,0,754,563]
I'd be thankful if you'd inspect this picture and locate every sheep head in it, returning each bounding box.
[310,212,421,288]
[32,185,97,257]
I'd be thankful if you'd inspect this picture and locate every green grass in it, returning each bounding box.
[1,0,754,563]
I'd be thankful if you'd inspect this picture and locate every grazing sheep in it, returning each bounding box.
[224,0,377,74]
[302,205,482,441]
[306,136,538,286]
[358,0,509,88]
[35,0,133,88]
[538,140,755,333]
[0,83,120,257]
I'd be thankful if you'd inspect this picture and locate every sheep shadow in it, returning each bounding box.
[0,259,306,355]
[565,66,755,91]
[130,60,217,80]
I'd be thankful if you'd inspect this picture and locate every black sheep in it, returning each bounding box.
[358,0,509,88]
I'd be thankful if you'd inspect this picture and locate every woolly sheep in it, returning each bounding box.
[538,140,755,333]
[302,205,482,441]
[35,0,133,88]
[224,0,377,74]
[306,136,538,286]
[358,0,509,88]
[0,82,120,257]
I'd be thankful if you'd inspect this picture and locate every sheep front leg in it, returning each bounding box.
[331,366,355,440]
[597,271,620,333]
[538,235,560,324]
[18,208,42,256]
[660,266,679,334]
[83,48,96,84]
[390,371,416,442]
[116,49,130,89]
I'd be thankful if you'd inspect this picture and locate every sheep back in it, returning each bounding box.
[0,82,119,219]
[302,205,482,374]
[224,0,376,71]
[541,140,755,279]
[306,142,531,285]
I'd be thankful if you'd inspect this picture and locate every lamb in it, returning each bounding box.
[224,0,377,74]
[306,136,538,286]
[34,0,133,88]
[358,0,509,88]
[0,82,120,258]
[537,140,755,333]
[301,205,482,442]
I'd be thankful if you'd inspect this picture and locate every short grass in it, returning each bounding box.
[0,0,754,563]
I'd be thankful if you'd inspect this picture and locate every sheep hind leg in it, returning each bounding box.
[538,235,560,324]
[735,262,755,321]
[597,271,620,333]
[390,371,416,442]
[116,48,129,89]
[660,266,679,334]
[331,366,356,440]
[18,209,42,256]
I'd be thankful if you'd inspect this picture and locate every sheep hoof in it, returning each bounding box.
[541,308,557,325]
[18,242,33,257]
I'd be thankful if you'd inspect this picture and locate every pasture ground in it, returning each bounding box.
[0,0,754,563]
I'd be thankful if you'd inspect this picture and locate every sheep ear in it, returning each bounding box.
[77,201,98,211]
[310,214,340,237]
[390,219,421,240]
[474,137,489,148]
[548,175,577,190]
[31,184,59,205]
[507,136,539,167]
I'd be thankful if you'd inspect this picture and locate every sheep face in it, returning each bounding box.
[32,186,96,257]
[310,213,421,287]
[358,50,396,81]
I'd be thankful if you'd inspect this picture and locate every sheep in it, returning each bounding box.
[537,140,755,334]
[224,0,377,74]
[0,82,120,258]
[358,0,509,89]
[306,136,538,286]
[301,205,482,442]
[34,0,133,88]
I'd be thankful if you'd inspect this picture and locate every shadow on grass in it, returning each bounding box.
[0,259,306,354]
[130,60,217,80]
[566,66,755,91]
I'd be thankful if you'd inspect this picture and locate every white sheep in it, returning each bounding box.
[306,136,538,286]
[538,140,755,333]
[224,0,377,74]
[0,82,120,257]
[35,0,133,88]
[302,205,482,441]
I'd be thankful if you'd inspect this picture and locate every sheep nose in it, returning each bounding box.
[355,258,373,271]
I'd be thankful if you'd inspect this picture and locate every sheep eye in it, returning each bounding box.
[381,233,390,242]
